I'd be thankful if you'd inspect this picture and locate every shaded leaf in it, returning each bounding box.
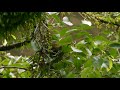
[73,59,82,70]
[59,36,72,45]
[109,43,120,49]
[66,72,76,78]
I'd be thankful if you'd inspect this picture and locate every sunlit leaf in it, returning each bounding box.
[86,48,92,56]
[14,56,22,63]
[63,16,73,26]
[47,12,58,15]
[108,59,113,71]
[66,29,78,33]
[55,34,60,38]
[2,39,7,46]
[1,59,10,65]
[11,34,16,40]
[101,63,108,69]
[0,68,4,73]
[71,46,82,53]
[18,69,25,74]
[94,40,102,46]
[59,69,66,76]
[9,72,16,78]
[101,62,110,72]
[81,20,92,26]
[8,60,12,65]
[80,40,87,44]
[6,53,15,59]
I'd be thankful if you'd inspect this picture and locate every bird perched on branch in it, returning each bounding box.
[50,40,63,59]
[51,40,62,54]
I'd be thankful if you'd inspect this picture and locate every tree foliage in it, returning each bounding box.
[1,12,120,78]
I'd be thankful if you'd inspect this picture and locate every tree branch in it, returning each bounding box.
[0,66,28,70]
[0,39,31,51]
[94,17,120,27]
[82,13,120,27]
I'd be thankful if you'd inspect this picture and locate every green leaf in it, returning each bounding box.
[87,72,97,78]
[94,36,109,43]
[59,69,66,76]
[59,28,68,36]
[51,14,63,25]
[108,59,113,71]
[79,52,87,57]
[11,34,16,40]
[81,20,92,26]
[66,29,78,33]
[66,72,76,78]
[74,24,93,30]
[72,31,90,41]
[100,59,112,72]
[86,48,92,56]
[73,59,82,70]
[94,70,102,78]
[53,61,69,70]
[63,16,73,26]
[20,71,31,78]
[92,48,102,55]
[59,36,72,45]
[108,48,118,57]
[2,39,7,46]
[109,42,120,49]
[84,59,93,68]
[47,12,58,15]
[52,34,60,40]
[62,45,71,53]
[80,67,93,78]
[93,56,104,69]
[10,62,29,68]
[1,59,10,65]
[71,46,82,53]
